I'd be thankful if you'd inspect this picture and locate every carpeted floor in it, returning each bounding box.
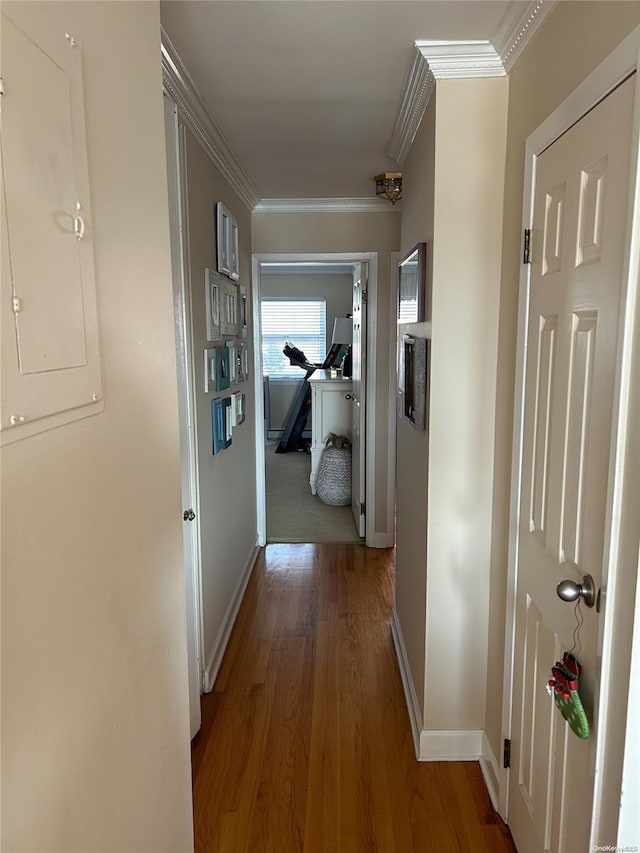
[265,443,361,543]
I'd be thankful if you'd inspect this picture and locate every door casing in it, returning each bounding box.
[501,26,640,846]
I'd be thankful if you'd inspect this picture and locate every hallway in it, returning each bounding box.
[191,544,515,852]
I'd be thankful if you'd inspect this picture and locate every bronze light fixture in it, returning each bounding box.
[375,171,402,205]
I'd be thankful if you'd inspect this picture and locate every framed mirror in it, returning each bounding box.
[398,242,427,323]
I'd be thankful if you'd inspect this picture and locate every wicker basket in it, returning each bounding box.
[316,434,352,506]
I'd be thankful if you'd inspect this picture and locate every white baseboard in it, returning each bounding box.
[202,541,260,693]
[390,608,422,758]
[368,531,394,548]
[419,729,484,761]
[480,732,501,812]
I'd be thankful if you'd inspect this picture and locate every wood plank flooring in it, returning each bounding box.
[192,544,516,853]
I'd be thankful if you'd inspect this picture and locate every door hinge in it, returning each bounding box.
[360,502,366,516]
[503,738,511,769]
[0,78,4,96]
[362,290,368,304]
[12,296,22,314]
[523,228,532,265]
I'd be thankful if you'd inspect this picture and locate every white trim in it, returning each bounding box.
[419,730,484,762]
[387,252,400,548]
[254,197,399,214]
[161,29,260,212]
[260,262,354,276]
[494,0,559,73]
[390,609,422,759]
[202,542,260,693]
[415,40,505,79]
[164,98,204,738]
[386,40,505,165]
[480,733,501,814]
[252,255,267,547]
[500,25,640,834]
[252,252,390,548]
[385,47,435,165]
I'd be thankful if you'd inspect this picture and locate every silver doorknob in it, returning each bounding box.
[183,509,196,521]
[556,574,596,608]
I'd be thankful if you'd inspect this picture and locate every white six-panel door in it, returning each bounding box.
[509,74,635,853]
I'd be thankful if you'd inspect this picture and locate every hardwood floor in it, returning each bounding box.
[192,544,515,852]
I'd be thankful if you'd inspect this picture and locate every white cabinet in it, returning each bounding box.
[308,371,353,495]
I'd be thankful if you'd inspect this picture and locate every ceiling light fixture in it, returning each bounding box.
[375,171,402,205]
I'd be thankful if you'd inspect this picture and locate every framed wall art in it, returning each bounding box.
[203,347,215,393]
[398,242,427,324]
[226,340,237,386]
[400,334,428,430]
[235,341,248,383]
[238,284,248,338]
[214,345,231,391]
[215,202,239,281]
[221,280,238,337]
[211,397,232,454]
[205,268,221,341]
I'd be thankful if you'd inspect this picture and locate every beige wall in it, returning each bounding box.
[261,272,352,430]
[397,77,509,736]
[395,95,436,714]
[183,131,257,670]
[485,0,640,766]
[1,3,194,850]
[252,211,401,537]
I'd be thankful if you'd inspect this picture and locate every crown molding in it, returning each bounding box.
[161,28,261,211]
[494,0,558,73]
[386,40,505,164]
[254,197,401,214]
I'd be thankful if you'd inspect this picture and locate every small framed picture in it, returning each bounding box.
[222,280,238,337]
[235,392,246,425]
[235,341,249,383]
[226,340,237,386]
[238,284,248,338]
[215,345,231,391]
[203,347,215,393]
[205,268,221,341]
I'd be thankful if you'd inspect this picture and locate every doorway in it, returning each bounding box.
[252,253,380,547]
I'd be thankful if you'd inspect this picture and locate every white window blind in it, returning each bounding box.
[261,298,326,377]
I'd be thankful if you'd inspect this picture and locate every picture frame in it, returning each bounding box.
[226,340,237,386]
[203,347,215,393]
[235,342,249,383]
[214,345,231,391]
[235,392,246,425]
[221,280,238,337]
[400,334,428,430]
[216,202,239,281]
[238,284,248,338]
[398,242,427,324]
[205,268,221,341]
[211,398,226,454]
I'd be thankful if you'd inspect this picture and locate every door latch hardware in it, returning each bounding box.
[556,574,596,608]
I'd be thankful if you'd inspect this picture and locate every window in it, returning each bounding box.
[261,298,326,378]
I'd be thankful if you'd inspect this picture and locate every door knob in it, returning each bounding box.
[556,574,596,608]
[183,509,196,522]
[345,393,353,400]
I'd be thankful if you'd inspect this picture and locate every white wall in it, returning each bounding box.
[181,130,258,686]
[1,3,194,850]
[261,271,352,430]
[396,76,509,748]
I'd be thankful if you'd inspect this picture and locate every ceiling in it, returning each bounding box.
[160,1,520,201]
